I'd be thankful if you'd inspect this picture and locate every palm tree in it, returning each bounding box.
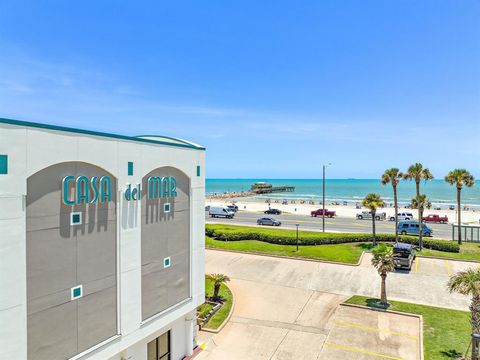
[371,244,395,307]
[448,268,480,360]
[362,193,385,246]
[445,169,475,245]
[207,273,230,301]
[410,194,432,250]
[404,163,434,251]
[381,168,403,244]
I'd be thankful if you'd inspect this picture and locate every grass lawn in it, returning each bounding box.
[206,236,366,264]
[207,224,480,263]
[346,295,470,360]
[201,276,233,330]
[418,242,480,262]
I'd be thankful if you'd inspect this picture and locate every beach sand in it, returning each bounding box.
[206,197,480,223]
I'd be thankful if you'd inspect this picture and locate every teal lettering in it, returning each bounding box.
[90,176,99,203]
[161,177,170,197]
[76,176,90,205]
[148,176,161,199]
[170,177,177,197]
[100,176,112,202]
[62,176,75,205]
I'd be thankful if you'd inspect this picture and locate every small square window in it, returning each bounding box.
[164,257,171,268]
[164,203,171,213]
[0,155,7,175]
[71,285,83,300]
[71,212,82,225]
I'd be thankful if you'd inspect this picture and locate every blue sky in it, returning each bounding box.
[0,1,479,178]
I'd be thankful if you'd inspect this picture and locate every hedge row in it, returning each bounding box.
[205,225,460,253]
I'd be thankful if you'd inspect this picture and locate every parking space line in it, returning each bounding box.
[324,342,403,360]
[445,260,452,276]
[414,257,419,273]
[333,321,418,340]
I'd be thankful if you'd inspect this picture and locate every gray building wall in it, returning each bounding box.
[141,167,190,321]
[26,162,118,360]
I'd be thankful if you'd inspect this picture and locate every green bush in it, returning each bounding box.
[205,224,460,253]
[398,236,460,253]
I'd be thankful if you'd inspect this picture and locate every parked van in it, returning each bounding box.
[389,212,414,222]
[398,221,433,237]
[209,206,235,218]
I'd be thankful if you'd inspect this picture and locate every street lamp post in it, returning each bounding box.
[322,163,331,232]
[472,333,480,360]
[296,223,299,252]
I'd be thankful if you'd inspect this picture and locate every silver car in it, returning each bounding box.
[257,217,281,226]
[356,211,386,221]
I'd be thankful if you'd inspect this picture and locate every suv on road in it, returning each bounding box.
[393,243,416,270]
[398,221,433,237]
[389,212,414,222]
[356,211,386,221]
[227,204,239,212]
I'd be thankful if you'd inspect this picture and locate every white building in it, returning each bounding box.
[0,118,206,360]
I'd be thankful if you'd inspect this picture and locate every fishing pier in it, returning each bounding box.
[250,182,295,194]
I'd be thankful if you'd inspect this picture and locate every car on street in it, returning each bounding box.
[227,204,239,212]
[311,209,336,218]
[398,221,433,237]
[257,217,281,226]
[389,212,414,221]
[422,214,448,223]
[393,243,416,270]
[209,206,235,219]
[356,211,386,221]
[264,208,282,215]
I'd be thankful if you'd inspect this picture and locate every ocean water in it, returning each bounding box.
[206,179,480,207]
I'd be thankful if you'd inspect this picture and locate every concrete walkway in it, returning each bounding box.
[205,249,470,311]
[196,250,471,360]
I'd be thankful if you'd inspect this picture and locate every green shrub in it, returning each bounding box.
[399,237,460,253]
[205,224,460,253]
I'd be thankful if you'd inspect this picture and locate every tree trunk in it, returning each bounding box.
[416,181,422,251]
[213,283,221,300]
[393,185,399,244]
[419,207,423,251]
[372,211,377,246]
[457,187,462,245]
[471,295,480,360]
[380,273,387,306]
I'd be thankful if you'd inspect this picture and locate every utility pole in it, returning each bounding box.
[322,165,326,232]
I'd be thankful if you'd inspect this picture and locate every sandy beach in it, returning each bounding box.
[206,197,480,224]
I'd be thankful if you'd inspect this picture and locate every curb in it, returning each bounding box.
[205,247,366,267]
[340,303,424,360]
[201,283,235,334]
[417,254,480,264]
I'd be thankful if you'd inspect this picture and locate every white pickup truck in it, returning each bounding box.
[356,211,386,221]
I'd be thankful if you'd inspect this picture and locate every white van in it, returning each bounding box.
[209,206,235,219]
[389,212,414,222]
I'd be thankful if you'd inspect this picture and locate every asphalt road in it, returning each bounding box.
[205,210,453,240]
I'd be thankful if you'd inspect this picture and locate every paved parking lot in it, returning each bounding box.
[197,278,421,360]
[322,305,421,360]
[197,249,472,360]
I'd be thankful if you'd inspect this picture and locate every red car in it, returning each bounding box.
[311,209,336,218]
[422,214,448,223]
